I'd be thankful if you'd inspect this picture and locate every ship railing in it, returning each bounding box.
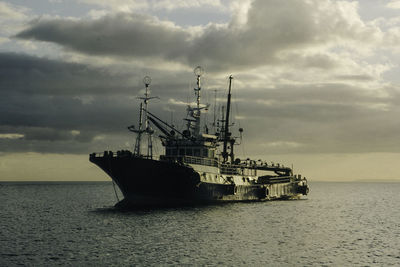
[183,156,219,167]
[182,157,240,175]
[257,175,292,184]
[219,164,239,175]
[90,150,134,158]
[182,156,247,175]
[180,156,253,175]
[160,155,219,167]
[219,162,293,176]
[90,152,108,158]
[163,155,256,175]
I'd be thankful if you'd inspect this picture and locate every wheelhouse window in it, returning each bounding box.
[179,149,185,156]
[194,148,200,157]
[185,148,192,156]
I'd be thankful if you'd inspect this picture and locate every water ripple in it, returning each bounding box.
[1,182,399,266]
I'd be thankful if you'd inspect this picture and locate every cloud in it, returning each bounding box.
[0,52,144,153]
[16,13,192,61]
[0,52,137,95]
[0,52,214,154]
[386,1,400,9]
[0,2,30,40]
[0,134,24,139]
[0,2,29,20]
[15,0,383,71]
[78,0,225,12]
[4,1,400,157]
[231,81,400,154]
[1,50,400,155]
[263,141,304,149]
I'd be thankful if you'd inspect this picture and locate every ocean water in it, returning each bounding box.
[1,182,399,266]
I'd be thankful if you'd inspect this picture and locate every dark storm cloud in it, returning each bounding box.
[1,51,399,155]
[0,52,135,95]
[0,90,137,134]
[0,53,144,153]
[0,52,211,154]
[0,51,400,153]
[15,0,374,71]
[16,13,190,60]
[231,83,400,154]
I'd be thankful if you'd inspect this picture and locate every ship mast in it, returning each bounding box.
[185,66,206,138]
[222,75,234,163]
[133,102,144,156]
[193,66,203,137]
[130,76,157,158]
[212,89,218,132]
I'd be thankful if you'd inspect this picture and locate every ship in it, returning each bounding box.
[90,67,309,206]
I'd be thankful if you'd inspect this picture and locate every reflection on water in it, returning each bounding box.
[1,182,399,266]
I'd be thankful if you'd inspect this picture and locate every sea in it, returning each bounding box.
[0,181,399,266]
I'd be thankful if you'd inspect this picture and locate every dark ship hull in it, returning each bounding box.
[90,152,308,206]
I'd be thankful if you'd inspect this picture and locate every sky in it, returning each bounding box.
[1,0,400,181]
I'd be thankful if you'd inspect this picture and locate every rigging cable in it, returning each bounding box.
[112,180,120,202]
[234,81,245,157]
[107,155,120,203]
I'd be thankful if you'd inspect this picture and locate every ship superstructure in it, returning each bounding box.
[90,67,309,206]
